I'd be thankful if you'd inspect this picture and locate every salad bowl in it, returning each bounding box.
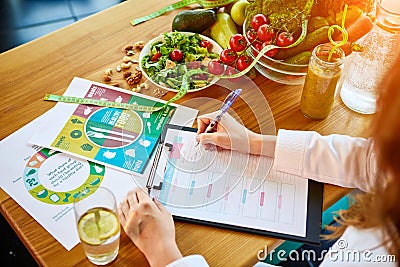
[139,31,223,92]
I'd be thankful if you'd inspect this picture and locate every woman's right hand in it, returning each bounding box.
[196,112,277,157]
[196,112,256,154]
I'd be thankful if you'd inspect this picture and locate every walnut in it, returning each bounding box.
[126,70,142,85]
[132,70,142,83]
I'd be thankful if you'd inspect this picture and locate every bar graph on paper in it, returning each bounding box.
[152,129,308,237]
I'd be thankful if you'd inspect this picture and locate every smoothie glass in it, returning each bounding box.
[300,44,345,120]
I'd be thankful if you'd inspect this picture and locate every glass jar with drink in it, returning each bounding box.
[74,187,120,265]
[300,43,345,120]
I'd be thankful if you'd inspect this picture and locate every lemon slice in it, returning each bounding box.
[78,208,120,245]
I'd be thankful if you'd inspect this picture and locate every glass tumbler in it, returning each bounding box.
[74,187,120,265]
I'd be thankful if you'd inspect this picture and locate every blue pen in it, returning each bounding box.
[202,88,242,135]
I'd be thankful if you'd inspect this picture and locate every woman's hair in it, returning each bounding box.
[326,52,400,260]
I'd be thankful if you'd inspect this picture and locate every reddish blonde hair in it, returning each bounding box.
[328,52,400,260]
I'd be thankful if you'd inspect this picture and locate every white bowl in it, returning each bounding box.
[139,32,222,92]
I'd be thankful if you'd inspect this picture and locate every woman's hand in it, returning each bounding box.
[196,111,276,157]
[196,111,255,154]
[118,188,182,267]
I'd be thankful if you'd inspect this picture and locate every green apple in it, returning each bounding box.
[230,0,249,26]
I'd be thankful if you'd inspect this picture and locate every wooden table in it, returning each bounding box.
[0,0,373,266]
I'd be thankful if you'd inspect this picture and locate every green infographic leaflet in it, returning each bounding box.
[30,78,182,175]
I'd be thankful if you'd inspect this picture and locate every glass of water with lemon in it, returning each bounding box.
[74,187,120,265]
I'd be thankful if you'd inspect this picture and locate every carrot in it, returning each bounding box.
[334,15,373,42]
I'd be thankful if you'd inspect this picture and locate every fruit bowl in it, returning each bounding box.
[243,20,308,85]
[139,32,223,92]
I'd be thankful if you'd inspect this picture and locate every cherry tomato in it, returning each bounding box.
[246,29,258,43]
[257,24,275,42]
[170,49,183,62]
[252,42,263,56]
[236,55,252,71]
[208,59,225,75]
[220,48,238,65]
[200,39,212,51]
[262,40,278,58]
[229,34,247,53]
[151,51,162,61]
[251,14,269,31]
[225,66,242,82]
[276,32,295,47]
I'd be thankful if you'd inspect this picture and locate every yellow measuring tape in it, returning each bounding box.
[131,0,236,26]
[44,69,203,113]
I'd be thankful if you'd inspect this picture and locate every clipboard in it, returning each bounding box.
[147,124,323,245]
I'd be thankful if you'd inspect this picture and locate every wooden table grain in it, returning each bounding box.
[0,0,373,266]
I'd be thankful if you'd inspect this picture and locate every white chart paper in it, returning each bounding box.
[151,127,309,237]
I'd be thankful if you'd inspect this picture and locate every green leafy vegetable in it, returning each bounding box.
[141,31,219,82]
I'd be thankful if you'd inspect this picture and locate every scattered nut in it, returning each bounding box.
[123,56,132,63]
[132,70,142,83]
[123,71,132,78]
[125,45,133,51]
[140,82,149,90]
[134,41,144,49]
[99,43,146,86]
[126,76,136,85]
[104,68,113,76]
[126,70,142,85]
[121,62,132,69]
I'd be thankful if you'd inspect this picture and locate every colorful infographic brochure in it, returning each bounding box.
[150,127,309,238]
[30,77,195,175]
[0,78,197,250]
[0,113,137,250]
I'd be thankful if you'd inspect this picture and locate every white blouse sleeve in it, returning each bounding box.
[272,129,380,192]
